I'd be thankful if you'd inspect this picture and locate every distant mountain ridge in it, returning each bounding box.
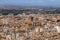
[0,5,60,10]
[0,5,51,9]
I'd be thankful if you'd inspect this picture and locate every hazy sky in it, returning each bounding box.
[0,0,60,7]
